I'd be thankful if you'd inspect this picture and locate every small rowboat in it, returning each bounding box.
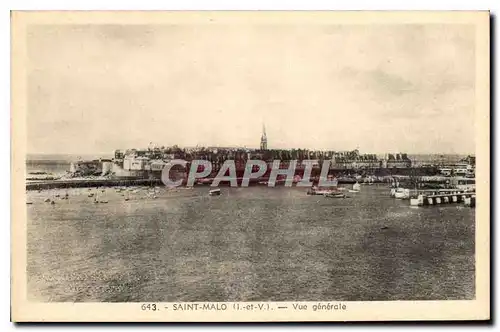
[209,189,221,196]
[324,192,347,198]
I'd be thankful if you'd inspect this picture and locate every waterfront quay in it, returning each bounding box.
[25,176,371,191]
[26,178,163,191]
[410,191,476,207]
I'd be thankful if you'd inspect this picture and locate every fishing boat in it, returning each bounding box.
[209,189,221,196]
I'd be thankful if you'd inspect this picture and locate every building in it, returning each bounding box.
[101,159,113,176]
[439,163,474,177]
[384,153,412,168]
[331,150,380,169]
[123,155,150,171]
[461,155,476,167]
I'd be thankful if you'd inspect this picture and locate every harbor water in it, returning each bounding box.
[27,185,475,302]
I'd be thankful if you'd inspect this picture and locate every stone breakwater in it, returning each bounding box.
[26,178,163,191]
[25,177,387,191]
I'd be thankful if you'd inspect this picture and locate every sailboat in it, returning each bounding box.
[45,189,56,203]
[99,189,108,203]
[61,189,69,200]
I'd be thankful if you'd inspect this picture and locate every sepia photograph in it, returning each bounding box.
[11,11,490,322]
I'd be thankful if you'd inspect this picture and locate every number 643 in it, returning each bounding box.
[141,303,157,311]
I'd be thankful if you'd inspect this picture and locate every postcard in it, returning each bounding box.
[11,11,490,322]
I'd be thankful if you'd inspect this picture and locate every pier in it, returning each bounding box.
[26,178,163,191]
[391,188,471,199]
[26,176,388,191]
[410,192,476,207]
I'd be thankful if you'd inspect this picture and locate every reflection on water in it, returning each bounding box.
[27,185,475,302]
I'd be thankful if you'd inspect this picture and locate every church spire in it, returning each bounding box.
[260,123,268,150]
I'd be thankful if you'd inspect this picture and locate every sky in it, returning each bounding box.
[27,23,476,155]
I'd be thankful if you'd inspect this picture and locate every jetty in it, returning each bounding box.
[391,188,472,200]
[26,178,163,191]
[410,192,476,207]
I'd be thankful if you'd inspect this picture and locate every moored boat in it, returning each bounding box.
[394,188,410,199]
[209,189,221,196]
[307,182,340,196]
[463,195,476,207]
[349,182,361,193]
[324,192,347,198]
